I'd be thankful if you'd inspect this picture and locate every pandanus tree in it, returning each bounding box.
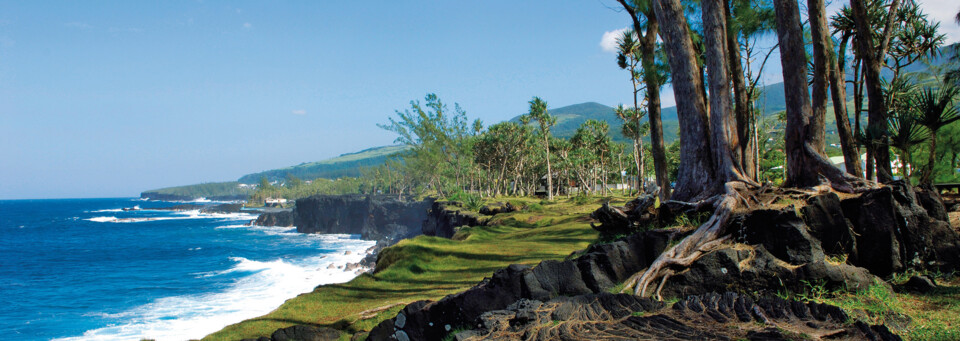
[615,0,672,200]
[524,97,556,200]
[615,31,647,193]
[615,104,646,191]
[914,84,960,184]
[887,109,929,179]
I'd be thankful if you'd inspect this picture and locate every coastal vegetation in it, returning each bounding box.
[204,196,609,340]
[203,1,960,340]
[141,181,253,201]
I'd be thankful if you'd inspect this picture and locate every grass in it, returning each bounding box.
[799,276,960,341]
[203,196,603,340]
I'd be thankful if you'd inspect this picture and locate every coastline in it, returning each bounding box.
[1,198,376,341]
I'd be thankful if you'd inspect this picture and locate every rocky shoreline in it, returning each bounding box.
[231,184,960,341]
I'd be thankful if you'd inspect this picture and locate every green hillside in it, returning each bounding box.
[507,81,793,145]
[237,145,408,183]
[141,181,253,201]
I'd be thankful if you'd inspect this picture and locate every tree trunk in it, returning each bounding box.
[832,32,863,177]
[924,133,938,185]
[807,0,830,157]
[618,0,671,200]
[703,0,748,183]
[643,50,671,200]
[724,0,755,180]
[653,0,715,201]
[851,0,898,182]
[776,0,853,189]
[545,134,553,200]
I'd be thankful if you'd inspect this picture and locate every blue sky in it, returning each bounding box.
[0,1,957,199]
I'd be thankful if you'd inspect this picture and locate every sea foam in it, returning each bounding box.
[54,234,374,341]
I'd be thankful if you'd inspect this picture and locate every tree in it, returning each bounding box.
[525,97,557,200]
[702,0,750,183]
[615,104,647,192]
[615,30,647,193]
[651,0,715,201]
[808,0,863,177]
[776,0,857,189]
[379,94,474,198]
[616,0,672,200]
[914,84,960,184]
[887,109,929,179]
[851,0,902,182]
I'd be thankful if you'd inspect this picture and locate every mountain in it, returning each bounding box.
[237,145,408,183]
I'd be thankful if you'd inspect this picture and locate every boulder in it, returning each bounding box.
[732,207,825,265]
[800,193,858,257]
[842,182,960,277]
[900,275,937,293]
[479,202,516,215]
[252,210,295,227]
[270,325,340,341]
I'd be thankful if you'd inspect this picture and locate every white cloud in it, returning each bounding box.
[916,0,960,44]
[292,109,306,115]
[600,27,630,53]
[64,22,92,29]
[243,22,252,29]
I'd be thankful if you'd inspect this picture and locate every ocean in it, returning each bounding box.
[0,198,374,340]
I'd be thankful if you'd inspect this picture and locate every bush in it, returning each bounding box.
[448,190,484,211]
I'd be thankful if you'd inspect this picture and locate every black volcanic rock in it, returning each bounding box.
[422,201,482,238]
[253,210,295,227]
[841,181,960,277]
[367,182,959,340]
[801,193,858,257]
[293,195,435,243]
[453,292,899,341]
[200,203,244,214]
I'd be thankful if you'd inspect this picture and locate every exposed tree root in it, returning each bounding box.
[620,176,879,300]
[624,182,746,299]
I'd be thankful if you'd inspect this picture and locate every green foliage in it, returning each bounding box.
[448,191,484,211]
[248,177,367,204]
[378,94,478,199]
[143,181,252,199]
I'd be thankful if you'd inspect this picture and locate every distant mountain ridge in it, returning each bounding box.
[237,145,408,183]
[145,43,959,198]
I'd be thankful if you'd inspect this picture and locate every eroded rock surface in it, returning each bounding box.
[422,201,482,238]
[456,292,899,341]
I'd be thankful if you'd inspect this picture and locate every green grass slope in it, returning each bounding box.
[237,145,408,183]
[203,196,613,340]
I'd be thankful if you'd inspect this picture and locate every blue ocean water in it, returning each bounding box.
[0,198,373,340]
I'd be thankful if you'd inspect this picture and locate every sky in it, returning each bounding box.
[0,1,958,199]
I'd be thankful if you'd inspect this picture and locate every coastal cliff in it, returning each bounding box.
[292,194,436,243]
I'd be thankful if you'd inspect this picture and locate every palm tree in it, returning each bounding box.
[887,109,929,180]
[525,97,556,200]
[914,84,960,184]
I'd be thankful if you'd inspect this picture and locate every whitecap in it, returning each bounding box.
[54,236,375,341]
